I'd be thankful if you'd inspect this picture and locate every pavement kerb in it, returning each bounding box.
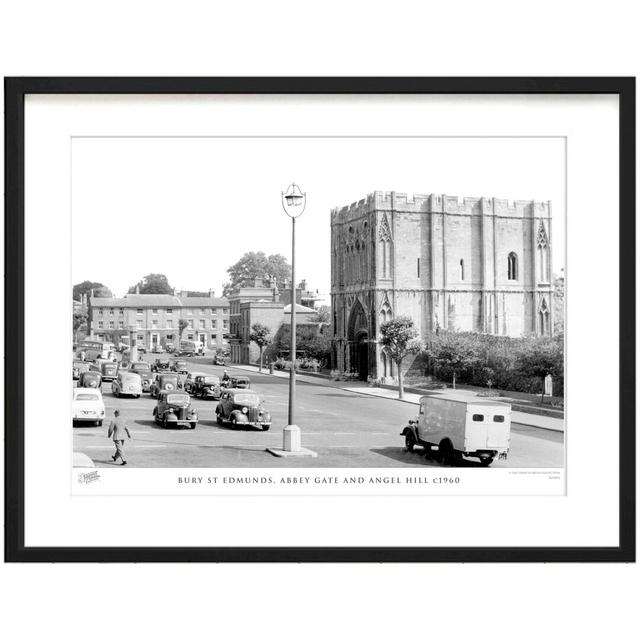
[226,364,564,433]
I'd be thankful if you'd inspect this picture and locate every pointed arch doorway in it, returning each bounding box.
[347,299,370,381]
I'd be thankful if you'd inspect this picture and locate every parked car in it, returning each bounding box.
[213,354,227,366]
[401,396,512,467]
[165,344,177,354]
[92,360,118,382]
[183,371,208,395]
[151,358,171,372]
[112,372,142,398]
[193,374,222,400]
[73,360,90,380]
[72,387,105,426]
[215,389,271,430]
[78,370,102,389]
[153,391,198,429]
[128,361,153,392]
[171,359,189,374]
[150,373,181,398]
[136,345,147,354]
[228,375,251,389]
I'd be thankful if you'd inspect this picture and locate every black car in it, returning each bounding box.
[193,374,222,400]
[171,359,189,374]
[153,391,198,429]
[215,389,271,430]
[151,358,171,372]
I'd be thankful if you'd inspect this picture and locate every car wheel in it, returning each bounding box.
[190,423,196,429]
[96,420,103,427]
[405,431,416,452]
[480,456,494,467]
[262,425,270,431]
[439,440,455,466]
[216,412,223,425]
[163,417,168,429]
[231,417,237,430]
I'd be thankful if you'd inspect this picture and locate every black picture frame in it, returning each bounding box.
[4,77,635,563]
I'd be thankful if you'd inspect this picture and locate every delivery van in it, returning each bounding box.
[401,396,511,466]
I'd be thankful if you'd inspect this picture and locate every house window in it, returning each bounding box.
[459,259,465,281]
[200,319,206,329]
[211,308,216,315]
[223,319,229,329]
[211,319,217,329]
[507,252,518,280]
[136,308,143,315]
[187,309,193,315]
[166,308,172,315]
[136,319,143,328]
[166,320,173,328]
[109,309,114,316]
[188,320,193,329]
[152,308,158,315]
[187,333,194,340]
[201,308,206,314]
[119,308,124,315]
[98,321,103,328]
[98,309,103,316]
[118,321,124,329]
[166,334,174,342]
[109,321,114,329]
[152,320,158,328]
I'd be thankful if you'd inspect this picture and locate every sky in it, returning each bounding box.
[72,136,565,299]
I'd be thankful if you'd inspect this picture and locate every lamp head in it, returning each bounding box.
[281,182,306,218]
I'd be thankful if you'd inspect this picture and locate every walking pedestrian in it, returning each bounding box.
[107,409,131,465]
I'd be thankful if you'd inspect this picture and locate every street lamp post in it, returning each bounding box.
[129,324,138,364]
[266,183,317,458]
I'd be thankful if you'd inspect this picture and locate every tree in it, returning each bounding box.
[222,252,292,297]
[178,318,188,340]
[73,280,113,300]
[128,273,173,295]
[312,305,331,325]
[553,272,565,334]
[426,331,481,390]
[249,323,272,372]
[73,308,88,342]
[379,317,423,399]
[515,337,563,403]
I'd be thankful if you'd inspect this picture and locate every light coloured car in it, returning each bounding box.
[111,372,142,398]
[72,388,106,426]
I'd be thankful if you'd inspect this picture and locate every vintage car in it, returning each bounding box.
[111,372,142,398]
[193,374,222,400]
[151,345,164,354]
[171,359,189,374]
[128,361,153,392]
[215,389,271,430]
[164,344,176,354]
[213,355,226,366]
[228,376,251,389]
[151,358,171,372]
[150,373,181,397]
[153,391,198,429]
[92,360,118,382]
[183,371,208,395]
[78,370,102,389]
[72,387,105,426]
[73,360,90,380]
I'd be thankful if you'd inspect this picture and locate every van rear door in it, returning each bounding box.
[464,407,511,451]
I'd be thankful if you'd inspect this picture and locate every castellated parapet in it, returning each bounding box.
[330,190,554,382]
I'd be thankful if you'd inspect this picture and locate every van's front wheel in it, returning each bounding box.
[404,431,416,452]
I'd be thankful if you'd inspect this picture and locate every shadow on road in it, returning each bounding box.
[371,446,486,468]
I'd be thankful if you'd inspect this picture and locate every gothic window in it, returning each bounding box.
[507,252,518,280]
[537,221,549,282]
[538,298,550,335]
[459,259,465,281]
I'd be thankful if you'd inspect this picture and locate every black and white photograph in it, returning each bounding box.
[71,135,565,479]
